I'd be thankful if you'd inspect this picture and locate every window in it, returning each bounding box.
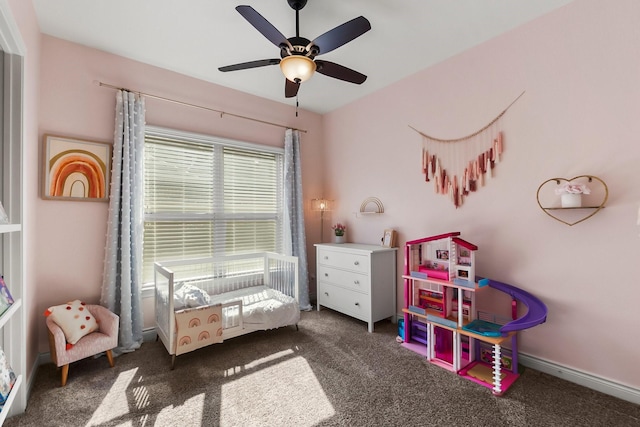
[143,127,284,284]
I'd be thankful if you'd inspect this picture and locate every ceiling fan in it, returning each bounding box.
[218,0,371,98]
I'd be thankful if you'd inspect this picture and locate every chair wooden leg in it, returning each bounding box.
[106,349,115,368]
[61,364,69,387]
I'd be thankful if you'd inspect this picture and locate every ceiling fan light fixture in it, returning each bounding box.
[280,55,316,83]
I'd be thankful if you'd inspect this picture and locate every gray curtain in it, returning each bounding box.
[284,129,311,311]
[101,90,145,353]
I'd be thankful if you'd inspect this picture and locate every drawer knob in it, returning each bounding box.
[354,302,360,306]
[354,261,359,266]
[324,256,328,260]
[354,280,360,285]
[324,273,329,277]
[324,292,329,296]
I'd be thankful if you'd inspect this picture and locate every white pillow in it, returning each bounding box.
[174,284,211,310]
[45,300,99,345]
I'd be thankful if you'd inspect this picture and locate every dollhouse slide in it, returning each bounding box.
[483,278,547,333]
[462,278,547,337]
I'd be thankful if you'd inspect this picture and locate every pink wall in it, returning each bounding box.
[323,0,640,388]
[35,36,325,354]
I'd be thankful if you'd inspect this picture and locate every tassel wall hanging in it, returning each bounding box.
[409,91,524,208]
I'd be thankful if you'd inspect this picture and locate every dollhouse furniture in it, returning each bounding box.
[46,304,119,386]
[315,243,397,332]
[155,252,300,368]
[402,232,547,395]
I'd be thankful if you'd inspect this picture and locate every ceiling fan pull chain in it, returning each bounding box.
[296,95,299,117]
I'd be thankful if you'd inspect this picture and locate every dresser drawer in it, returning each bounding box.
[318,282,371,322]
[317,265,370,294]
[317,248,369,273]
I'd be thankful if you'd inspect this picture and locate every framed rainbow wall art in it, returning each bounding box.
[42,135,112,202]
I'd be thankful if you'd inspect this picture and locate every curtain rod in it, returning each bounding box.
[94,80,308,134]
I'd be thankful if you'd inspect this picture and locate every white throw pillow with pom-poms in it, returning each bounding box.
[44,300,99,345]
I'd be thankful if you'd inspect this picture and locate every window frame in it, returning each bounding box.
[142,125,285,289]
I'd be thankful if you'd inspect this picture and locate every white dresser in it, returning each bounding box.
[315,243,397,332]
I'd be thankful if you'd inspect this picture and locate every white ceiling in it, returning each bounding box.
[32,0,573,114]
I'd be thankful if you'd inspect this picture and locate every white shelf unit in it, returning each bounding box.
[0,375,21,425]
[0,299,21,330]
[0,222,24,421]
[0,225,24,424]
[0,5,27,422]
[0,225,19,234]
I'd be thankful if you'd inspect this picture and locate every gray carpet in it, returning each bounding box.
[5,309,639,426]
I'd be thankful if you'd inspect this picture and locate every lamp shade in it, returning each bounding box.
[311,198,331,212]
[280,55,316,83]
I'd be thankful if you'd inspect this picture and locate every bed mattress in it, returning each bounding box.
[207,285,300,330]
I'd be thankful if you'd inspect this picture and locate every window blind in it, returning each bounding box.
[143,129,284,284]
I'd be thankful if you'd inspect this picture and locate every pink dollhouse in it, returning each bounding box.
[402,232,547,395]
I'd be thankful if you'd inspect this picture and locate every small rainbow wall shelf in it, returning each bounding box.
[401,232,548,395]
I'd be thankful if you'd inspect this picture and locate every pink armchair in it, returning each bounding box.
[46,304,119,386]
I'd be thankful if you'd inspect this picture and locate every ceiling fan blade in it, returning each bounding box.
[236,5,291,49]
[285,78,300,98]
[315,60,367,84]
[310,16,371,55]
[218,58,280,72]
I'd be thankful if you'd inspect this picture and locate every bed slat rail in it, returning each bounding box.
[265,253,299,301]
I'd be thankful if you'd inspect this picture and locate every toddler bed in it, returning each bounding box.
[154,252,300,368]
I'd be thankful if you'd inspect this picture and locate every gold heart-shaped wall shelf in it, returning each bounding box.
[536,175,608,226]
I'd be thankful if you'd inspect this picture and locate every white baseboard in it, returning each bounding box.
[518,353,640,405]
[25,354,43,397]
[142,328,157,342]
[36,351,51,367]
